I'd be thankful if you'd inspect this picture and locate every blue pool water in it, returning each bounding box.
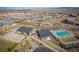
[56,30,70,37]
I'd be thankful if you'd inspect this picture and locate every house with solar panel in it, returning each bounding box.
[33,47,53,52]
[36,29,53,40]
[16,27,33,35]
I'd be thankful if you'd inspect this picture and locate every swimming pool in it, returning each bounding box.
[56,30,70,37]
[52,30,71,38]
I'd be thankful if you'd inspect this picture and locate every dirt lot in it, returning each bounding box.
[3,32,25,43]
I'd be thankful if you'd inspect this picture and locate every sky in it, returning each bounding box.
[0,7,79,10]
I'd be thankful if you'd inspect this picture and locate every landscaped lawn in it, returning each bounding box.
[0,39,17,52]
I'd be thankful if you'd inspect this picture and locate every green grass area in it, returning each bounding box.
[66,38,78,42]
[0,39,17,52]
[0,17,4,20]
[18,18,29,21]
[0,32,4,35]
[48,39,58,45]
[0,31,4,35]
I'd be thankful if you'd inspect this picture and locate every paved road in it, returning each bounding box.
[31,36,59,52]
[26,37,38,49]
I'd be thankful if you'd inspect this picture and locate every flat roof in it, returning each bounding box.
[16,27,33,34]
[33,47,53,52]
[37,29,52,38]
